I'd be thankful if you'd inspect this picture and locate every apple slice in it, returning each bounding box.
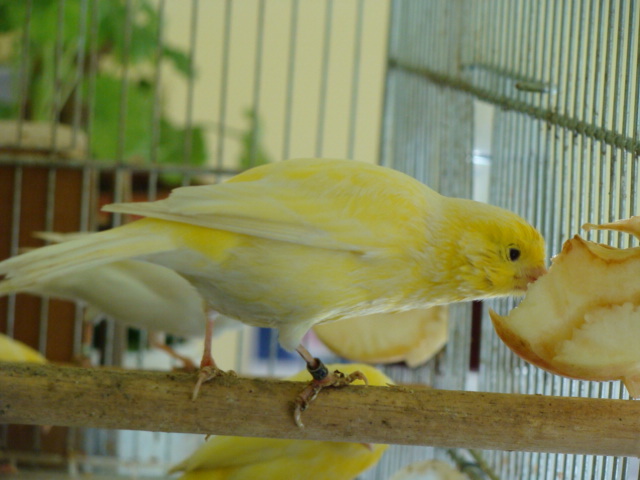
[313,307,448,367]
[583,215,640,239]
[489,227,640,398]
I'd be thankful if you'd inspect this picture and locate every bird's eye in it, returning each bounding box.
[508,247,521,261]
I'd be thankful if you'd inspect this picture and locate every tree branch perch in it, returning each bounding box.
[1,362,639,457]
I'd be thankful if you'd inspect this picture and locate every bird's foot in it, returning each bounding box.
[293,362,368,428]
[73,353,93,368]
[191,366,236,400]
[170,356,199,373]
[150,334,198,371]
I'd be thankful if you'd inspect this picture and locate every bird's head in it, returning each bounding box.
[446,200,547,299]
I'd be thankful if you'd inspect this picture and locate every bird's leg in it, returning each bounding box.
[192,312,235,400]
[74,314,95,367]
[293,344,368,428]
[149,332,198,371]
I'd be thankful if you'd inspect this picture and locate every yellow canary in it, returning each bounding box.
[0,158,546,415]
[0,333,47,364]
[169,363,390,480]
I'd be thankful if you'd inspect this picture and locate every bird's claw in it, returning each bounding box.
[293,368,368,428]
[191,366,236,400]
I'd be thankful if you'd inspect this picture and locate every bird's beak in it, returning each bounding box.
[523,266,547,289]
[515,266,547,291]
[527,266,547,283]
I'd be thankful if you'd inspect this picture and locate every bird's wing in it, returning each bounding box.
[104,159,435,254]
[0,225,177,293]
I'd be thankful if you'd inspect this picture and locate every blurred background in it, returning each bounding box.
[0,0,638,479]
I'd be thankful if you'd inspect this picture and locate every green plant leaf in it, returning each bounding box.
[88,74,154,162]
[162,45,194,78]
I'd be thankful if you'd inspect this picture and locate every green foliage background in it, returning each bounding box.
[0,0,206,182]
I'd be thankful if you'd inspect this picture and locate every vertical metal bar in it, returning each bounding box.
[72,1,98,458]
[525,0,543,474]
[631,0,640,328]
[108,0,135,371]
[248,0,266,167]
[377,0,397,168]
[506,0,519,98]
[85,0,99,162]
[149,0,166,199]
[150,0,165,167]
[116,0,133,165]
[548,0,563,256]
[16,0,33,140]
[636,1,640,148]
[539,1,557,477]
[530,0,544,230]
[602,0,617,254]
[346,0,364,159]
[510,110,521,479]
[6,166,23,339]
[50,0,66,152]
[496,0,509,97]
[103,316,115,366]
[471,0,485,88]
[593,0,608,241]
[136,329,147,369]
[511,7,528,473]
[71,0,89,146]
[38,168,59,357]
[572,0,588,234]
[498,110,510,476]
[314,0,333,157]
[584,0,600,260]
[182,0,200,173]
[281,0,299,161]
[430,1,443,186]
[268,0,299,376]
[611,0,628,269]
[561,0,576,235]
[266,330,279,376]
[215,0,233,170]
[611,0,625,138]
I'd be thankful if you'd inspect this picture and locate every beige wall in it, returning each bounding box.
[160,0,390,168]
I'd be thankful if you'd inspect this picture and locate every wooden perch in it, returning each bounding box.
[1,362,639,457]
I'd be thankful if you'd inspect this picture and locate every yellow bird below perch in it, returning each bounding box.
[0,333,47,364]
[170,364,391,480]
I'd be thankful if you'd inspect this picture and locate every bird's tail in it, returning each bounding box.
[0,220,177,295]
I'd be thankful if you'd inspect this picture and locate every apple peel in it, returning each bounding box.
[490,219,640,398]
[583,215,640,240]
[314,306,448,367]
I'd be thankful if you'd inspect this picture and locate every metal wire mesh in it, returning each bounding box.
[384,0,640,478]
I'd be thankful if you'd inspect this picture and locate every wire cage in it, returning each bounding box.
[0,0,639,479]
